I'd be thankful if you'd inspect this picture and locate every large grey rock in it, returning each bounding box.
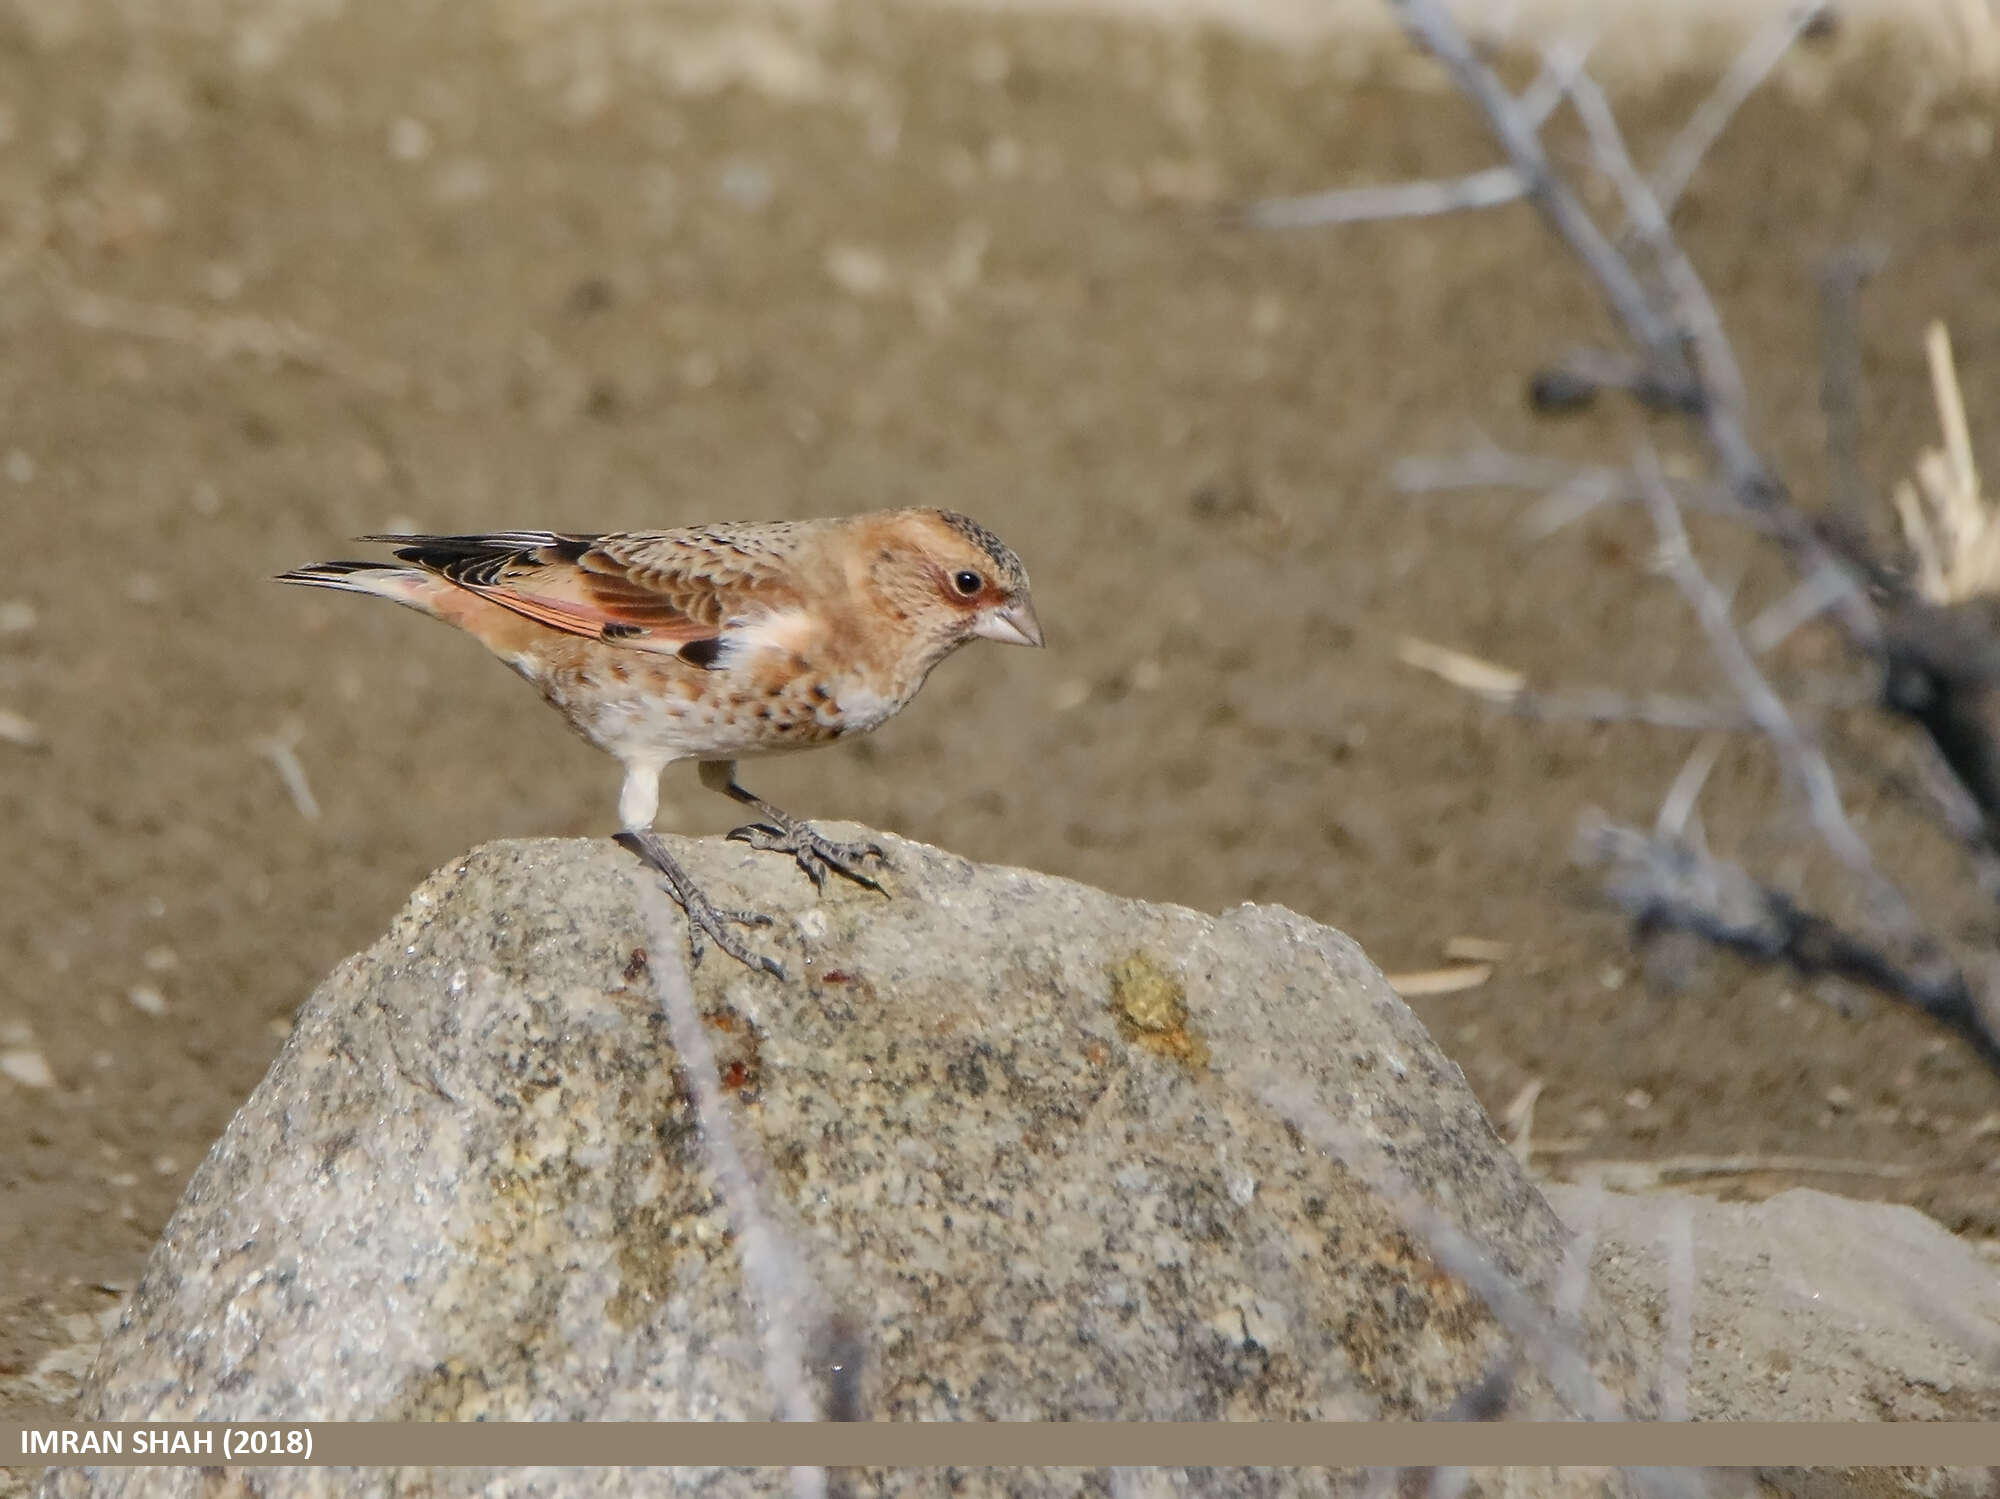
[45,834,1643,1497]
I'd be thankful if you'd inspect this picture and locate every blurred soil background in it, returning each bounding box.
[5,0,2000,1428]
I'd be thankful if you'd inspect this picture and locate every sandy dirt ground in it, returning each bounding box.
[4,0,2000,1431]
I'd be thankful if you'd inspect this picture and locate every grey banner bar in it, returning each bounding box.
[6,1422,1999,1469]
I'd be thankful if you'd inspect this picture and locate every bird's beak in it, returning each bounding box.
[974,595,1044,648]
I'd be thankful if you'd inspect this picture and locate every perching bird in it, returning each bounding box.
[279,508,1043,974]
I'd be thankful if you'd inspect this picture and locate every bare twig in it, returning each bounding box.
[1249,166,1527,230]
[1528,347,1704,416]
[1649,2,1829,218]
[1575,815,1999,1072]
[1382,0,1879,649]
[1248,48,1583,230]
[1393,445,1747,539]
[1367,0,2000,1084]
[1742,565,1854,656]
[1559,65,1749,424]
[1815,246,1885,539]
[1385,0,1681,367]
[1635,446,1909,924]
[629,873,836,1493]
[1511,689,1747,733]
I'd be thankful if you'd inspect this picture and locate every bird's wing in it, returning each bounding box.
[364,527,809,659]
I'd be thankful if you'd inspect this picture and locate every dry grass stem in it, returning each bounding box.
[1388,963,1495,997]
[252,724,321,823]
[1541,1153,1922,1187]
[1396,636,1526,699]
[1894,320,2000,604]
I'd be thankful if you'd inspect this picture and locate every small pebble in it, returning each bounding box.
[824,245,889,298]
[715,159,774,212]
[127,985,167,1017]
[388,116,432,162]
[1,1048,56,1089]
[0,708,43,747]
[1050,679,1089,712]
[431,157,493,205]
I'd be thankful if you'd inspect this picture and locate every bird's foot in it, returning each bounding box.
[727,819,888,893]
[615,831,785,979]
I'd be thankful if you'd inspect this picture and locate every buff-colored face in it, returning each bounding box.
[867,508,1043,653]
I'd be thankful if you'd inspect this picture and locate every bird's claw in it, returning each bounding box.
[615,829,786,979]
[728,820,888,893]
[680,892,785,979]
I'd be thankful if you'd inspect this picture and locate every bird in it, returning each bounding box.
[278,508,1043,975]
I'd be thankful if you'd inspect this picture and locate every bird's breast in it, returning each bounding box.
[821,678,906,735]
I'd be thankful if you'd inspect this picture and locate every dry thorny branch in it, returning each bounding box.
[1257,0,2000,1074]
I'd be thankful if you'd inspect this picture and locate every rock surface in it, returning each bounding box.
[1545,1184,2000,1424]
[41,833,1640,1498]
[1544,1184,2000,1499]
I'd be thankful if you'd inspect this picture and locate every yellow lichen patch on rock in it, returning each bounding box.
[1106,951,1208,1068]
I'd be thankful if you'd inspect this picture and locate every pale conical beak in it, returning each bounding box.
[974,595,1044,648]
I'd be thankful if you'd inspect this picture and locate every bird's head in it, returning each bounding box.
[864,508,1043,659]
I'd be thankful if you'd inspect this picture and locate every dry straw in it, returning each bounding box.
[1893,321,2000,605]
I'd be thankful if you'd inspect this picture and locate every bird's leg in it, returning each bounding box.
[698,759,888,893]
[615,829,784,978]
[613,764,781,977]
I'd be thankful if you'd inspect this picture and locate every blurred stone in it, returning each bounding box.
[1547,1184,2000,1428]
[0,1047,55,1088]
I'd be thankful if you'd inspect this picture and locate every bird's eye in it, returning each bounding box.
[952,570,984,597]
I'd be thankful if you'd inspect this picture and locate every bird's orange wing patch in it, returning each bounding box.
[373,529,798,655]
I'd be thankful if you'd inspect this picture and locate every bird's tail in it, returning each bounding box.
[274,561,441,612]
